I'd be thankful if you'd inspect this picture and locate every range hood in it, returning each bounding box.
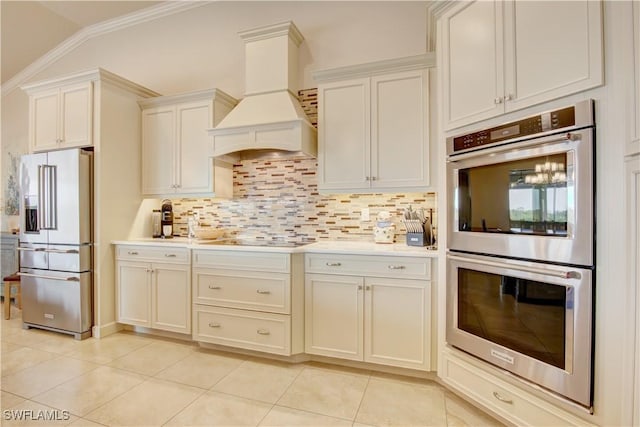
[209,21,317,161]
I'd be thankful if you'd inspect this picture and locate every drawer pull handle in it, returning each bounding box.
[388,265,406,270]
[256,290,271,294]
[326,262,342,267]
[208,322,221,328]
[128,251,139,255]
[492,392,513,405]
[208,285,221,290]
[257,329,270,335]
[165,254,177,258]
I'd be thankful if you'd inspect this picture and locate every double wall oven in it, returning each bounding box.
[446,100,595,408]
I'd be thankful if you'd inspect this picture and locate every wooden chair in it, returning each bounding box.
[3,273,21,320]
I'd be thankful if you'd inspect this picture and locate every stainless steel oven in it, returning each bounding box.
[447,100,594,266]
[446,252,593,407]
[446,100,596,408]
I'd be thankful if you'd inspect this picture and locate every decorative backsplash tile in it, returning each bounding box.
[171,158,436,243]
[298,89,318,128]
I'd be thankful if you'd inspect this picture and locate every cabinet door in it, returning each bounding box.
[176,101,214,194]
[318,78,371,191]
[305,274,364,360]
[142,106,176,195]
[364,277,430,370]
[116,261,151,327]
[59,82,93,148]
[30,89,59,152]
[440,0,504,130]
[371,70,429,189]
[152,263,191,334]
[503,0,603,112]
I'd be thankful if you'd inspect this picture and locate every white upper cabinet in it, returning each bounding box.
[139,89,237,197]
[630,1,640,155]
[28,82,93,152]
[314,55,433,193]
[440,0,603,130]
[22,69,159,154]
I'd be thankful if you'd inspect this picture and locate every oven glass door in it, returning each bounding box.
[447,128,593,266]
[446,253,593,406]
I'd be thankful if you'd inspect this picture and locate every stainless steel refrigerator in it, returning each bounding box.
[19,148,93,339]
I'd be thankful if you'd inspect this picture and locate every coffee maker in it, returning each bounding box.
[161,199,173,238]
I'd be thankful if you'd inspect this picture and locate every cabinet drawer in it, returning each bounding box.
[193,305,290,355]
[443,353,592,427]
[116,245,189,263]
[193,268,290,314]
[305,253,430,280]
[193,250,290,273]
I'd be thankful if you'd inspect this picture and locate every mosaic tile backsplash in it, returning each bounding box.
[171,158,436,243]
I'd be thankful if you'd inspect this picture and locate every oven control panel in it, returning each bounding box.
[451,106,576,153]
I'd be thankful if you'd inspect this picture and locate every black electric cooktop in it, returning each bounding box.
[204,239,312,248]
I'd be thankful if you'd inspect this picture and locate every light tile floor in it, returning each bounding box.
[1,306,504,426]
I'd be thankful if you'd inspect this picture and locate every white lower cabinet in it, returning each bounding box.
[441,349,594,426]
[191,249,304,356]
[115,245,191,334]
[305,253,431,371]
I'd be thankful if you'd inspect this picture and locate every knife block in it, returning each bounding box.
[406,232,428,246]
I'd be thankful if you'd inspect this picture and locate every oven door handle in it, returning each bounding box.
[447,254,581,279]
[447,130,584,162]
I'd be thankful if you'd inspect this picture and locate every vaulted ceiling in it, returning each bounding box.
[1,1,161,84]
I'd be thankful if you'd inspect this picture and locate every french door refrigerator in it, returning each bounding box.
[19,148,93,339]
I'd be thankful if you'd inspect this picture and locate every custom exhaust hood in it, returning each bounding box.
[209,21,317,161]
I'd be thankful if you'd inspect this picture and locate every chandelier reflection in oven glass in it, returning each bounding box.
[509,159,568,236]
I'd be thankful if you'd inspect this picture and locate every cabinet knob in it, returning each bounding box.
[504,94,513,101]
[365,176,370,181]
[256,329,270,335]
[358,285,363,290]
[365,285,371,291]
[208,285,221,290]
[326,262,341,267]
[256,289,271,294]
[371,176,377,181]
[388,265,406,270]
[494,97,504,104]
[208,322,221,328]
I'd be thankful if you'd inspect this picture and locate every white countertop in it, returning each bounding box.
[112,238,438,257]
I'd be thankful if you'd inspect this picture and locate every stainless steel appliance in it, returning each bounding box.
[161,199,173,238]
[447,99,594,266]
[446,100,596,408]
[18,148,93,339]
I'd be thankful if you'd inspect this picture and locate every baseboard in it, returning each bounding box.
[91,321,122,338]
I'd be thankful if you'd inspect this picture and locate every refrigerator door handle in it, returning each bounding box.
[18,272,80,282]
[37,165,45,231]
[40,165,58,230]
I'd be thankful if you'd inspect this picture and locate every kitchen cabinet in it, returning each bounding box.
[0,234,19,300]
[630,1,640,156]
[441,349,595,427]
[626,153,640,425]
[139,89,237,197]
[191,249,304,356]
[304,253,431,370]
[115,245,191,334]
[24,81,92,152]
[314,55,433,193]
[439,0,603,130]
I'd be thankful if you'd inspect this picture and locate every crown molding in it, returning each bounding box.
[2,1,207,98]
[138,87,238,108]
[426,1,457,52]
[312,53,435,83]
[239,21,304,46]
[21,68,160,98]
